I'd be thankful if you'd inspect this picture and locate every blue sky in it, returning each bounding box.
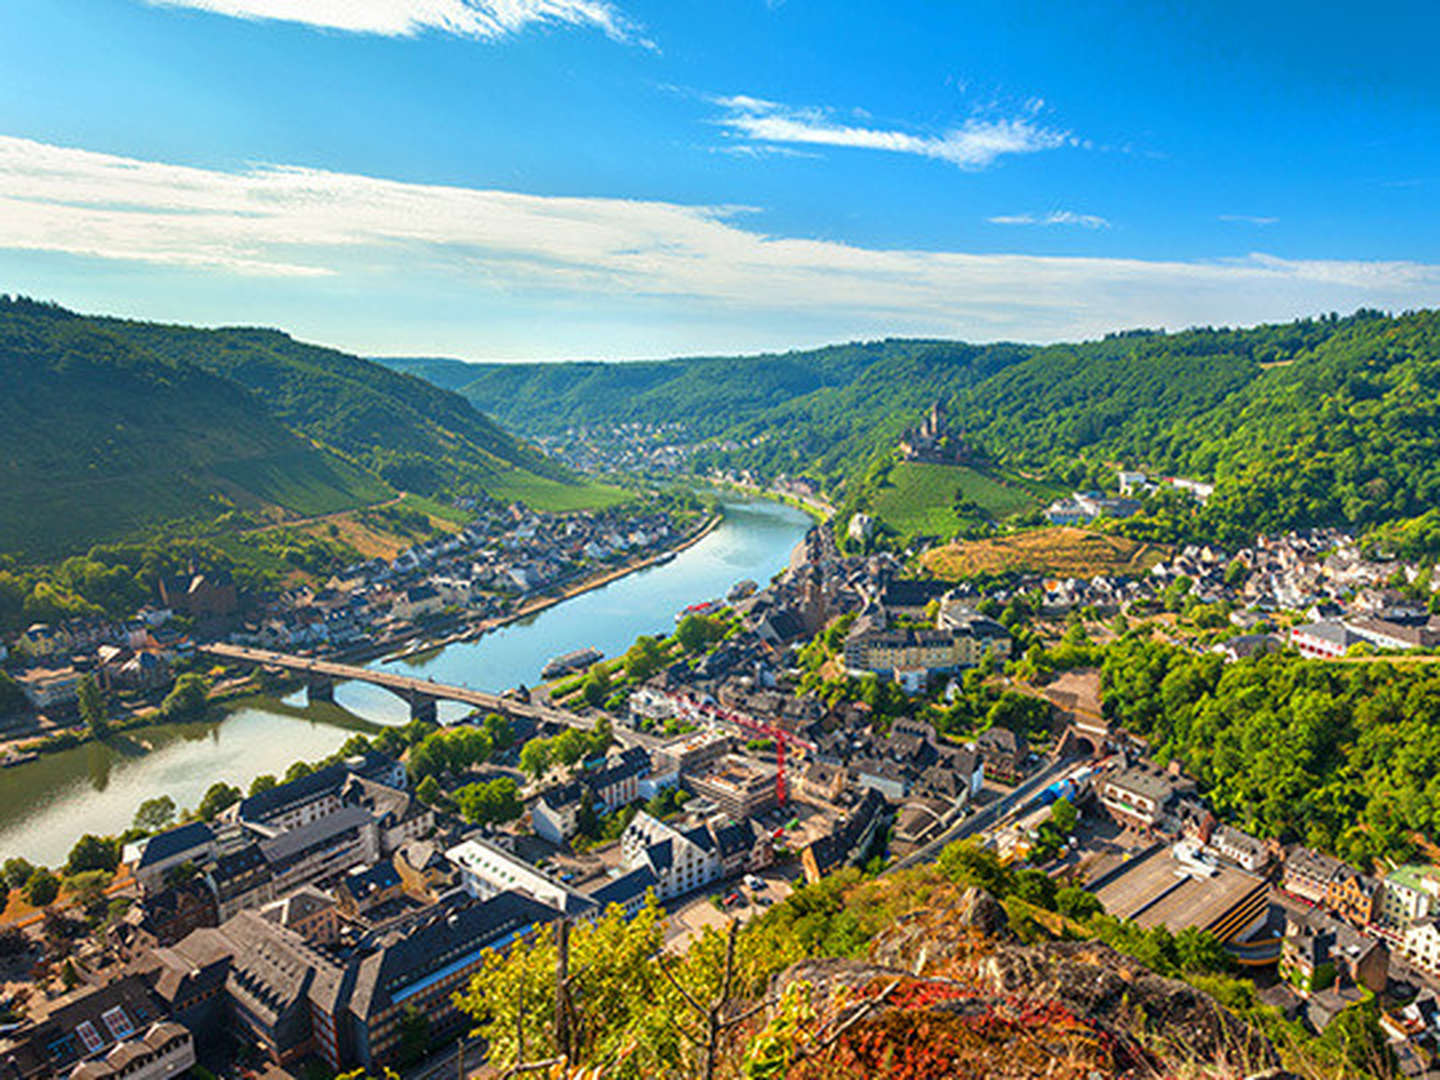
[1,0,1438,359]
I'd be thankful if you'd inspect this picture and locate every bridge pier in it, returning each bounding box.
[306,677,335,705]
[409,692,438,724]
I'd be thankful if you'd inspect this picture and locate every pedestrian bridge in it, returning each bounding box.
[198,642,596,729]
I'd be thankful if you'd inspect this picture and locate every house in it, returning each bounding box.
[976,726,1029,784]
[258,885,340,946]
[799,789,890,885]
[15,666,81,710]
[0,972,194,1080]
[530,782,584,846]
[447,838,592,916]
[1206,824,1270,873]
[335,861,404,918]
[392,584,444,622]
[1324,868,1381,929]
[339,775,433,855]
[619,812,723,901]
[686,756,780,819]
[581,866,658,920]
[1283,847,1349,906]
[582,746,650,810]
[1288,621,1364,659]
[851,758,908,801]
[108,879,218,956]
[1381,864,1440,931]
[1096,767,1175,831]
[1281,910,1389,995]
[123,822,217,894]
[1406,917,1440,975]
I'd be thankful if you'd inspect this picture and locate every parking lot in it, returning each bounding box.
[662,864,799,950]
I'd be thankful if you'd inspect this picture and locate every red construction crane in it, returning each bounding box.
[670,694,816,806]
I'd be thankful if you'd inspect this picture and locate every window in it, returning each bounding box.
[102,1007,134,1042]
[75,1022,105,1054]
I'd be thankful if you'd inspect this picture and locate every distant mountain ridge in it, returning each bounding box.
[0,299,588,559]
[385,308,1440,542]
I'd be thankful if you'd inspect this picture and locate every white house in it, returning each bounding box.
[619,812,722,901]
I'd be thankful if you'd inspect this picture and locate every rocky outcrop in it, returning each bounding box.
[760,887,1280,1079]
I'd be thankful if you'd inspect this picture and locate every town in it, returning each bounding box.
[4,472,1440,1080]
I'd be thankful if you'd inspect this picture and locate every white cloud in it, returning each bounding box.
[990,210,1110,229]
[1219,214,1279,225]
[0,135,1437,346]
[710,95,1073,171]
[142,0,643,43]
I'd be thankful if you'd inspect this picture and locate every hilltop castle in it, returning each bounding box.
[899,399,972,465]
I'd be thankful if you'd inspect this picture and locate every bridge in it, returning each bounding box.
[199,643,597,729]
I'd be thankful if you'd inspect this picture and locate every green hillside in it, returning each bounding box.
[0,299,389,557]
[0,299,626,558]
[869,463,1057,542]
[104,320,575,495]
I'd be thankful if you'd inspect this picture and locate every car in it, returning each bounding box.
[724,892,742,907]
[744,874,766,891]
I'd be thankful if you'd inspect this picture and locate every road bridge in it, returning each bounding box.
[199,642,597,730]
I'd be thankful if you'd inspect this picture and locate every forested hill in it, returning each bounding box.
[392,309,1440,542]
[0,299,583,558]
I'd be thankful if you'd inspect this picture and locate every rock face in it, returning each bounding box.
[763,887,1279,1080]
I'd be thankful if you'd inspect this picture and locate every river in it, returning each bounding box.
[0,498,811,865]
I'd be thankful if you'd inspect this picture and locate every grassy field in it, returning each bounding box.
[870,462,1056,540]
[486,470,634,512]
[922,526,1168,579]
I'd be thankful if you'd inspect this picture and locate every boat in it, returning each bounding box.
[542,646,604,680]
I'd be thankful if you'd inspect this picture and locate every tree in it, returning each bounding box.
[519,739,551,780]
[1055,885,1102,921]
[676,614,723,655]
[936,839,1013,896]
[76,674,108,736]
[24,868,60,907]
[248,774,278,796]
[483,712,515,751]
[553,729,591,768]
[66,834,119,876]
[582,663,612,708]
[623,636,666,682]
[1049,797,1078,835]
[3,857,35,891]
[196,781,241,821]
[454,778,522,825]
[415,775,443,806]
[284,761,314,783]
[1012,868,1057,910]
[133,795,176,832]
[158,673,210,721]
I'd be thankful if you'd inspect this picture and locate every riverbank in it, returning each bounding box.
[375,510,724,664]
[703,479,834,522]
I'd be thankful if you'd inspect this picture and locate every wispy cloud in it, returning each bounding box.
[1219,214,1278,225]
[142,0,645,44]
[1,136,1436,346]
[989,210,1110,229]
[709,94,1075,171]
